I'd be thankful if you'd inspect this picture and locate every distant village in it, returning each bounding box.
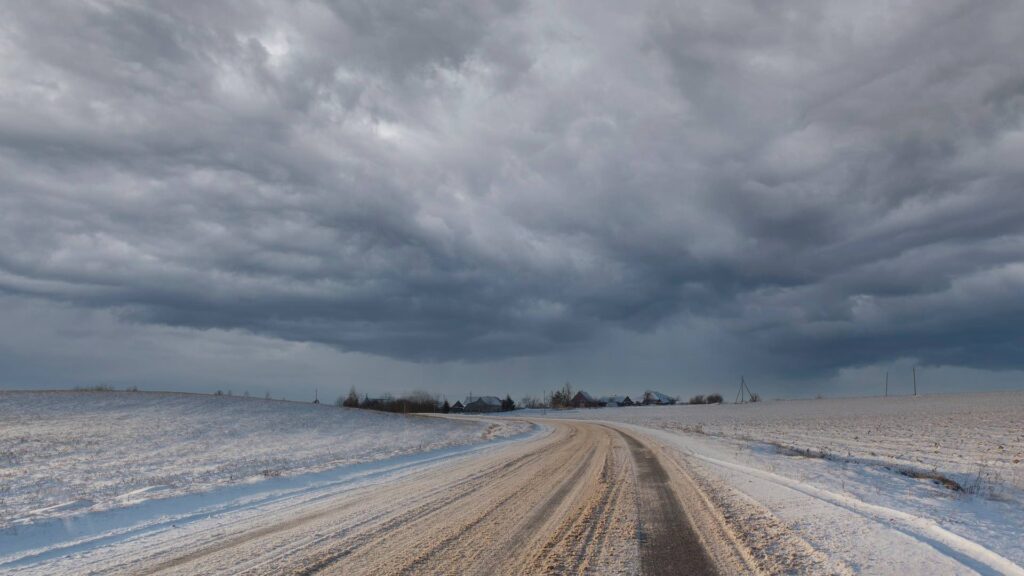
[331,383,715,414]
[445,389,679,413]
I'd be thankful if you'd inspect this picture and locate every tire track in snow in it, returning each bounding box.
[619,430,719,576]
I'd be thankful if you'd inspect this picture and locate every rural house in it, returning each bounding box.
[642,390,676,405]
[464,396,503,413]
[570,391,603,408]
[450,400,465,413]
[600,395,634,407]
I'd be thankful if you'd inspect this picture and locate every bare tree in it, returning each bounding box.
[520,396,545,409]
[341,386,360,408]
[549,381,574,409]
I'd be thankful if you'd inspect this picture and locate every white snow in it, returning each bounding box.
[545,391,1024,574]
[0,390,527,530]
[0,424,546,572]
[5,389,1022,574]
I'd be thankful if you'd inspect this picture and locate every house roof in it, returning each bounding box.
[573,391,597,402]
[466,396,502,406]
[603,395,629,404]
[451,400,464,407]
[645,390,673,402]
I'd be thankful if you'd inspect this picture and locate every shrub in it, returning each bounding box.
[340,386,360,408]
[520,396,546,409]
[501,394,515,411]
[358,391,438,413]
[689,395,706,405]
[706,393,724,404]
[549,382,574,409]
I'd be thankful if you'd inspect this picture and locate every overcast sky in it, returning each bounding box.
[2,1,1023,401]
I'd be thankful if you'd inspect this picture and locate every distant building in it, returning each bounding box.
[464,396,503,413]
[642,390,676,405]
[361,396,391,410]
[450,400,465,413]
[600,395,634,407]
[570,391,602,408]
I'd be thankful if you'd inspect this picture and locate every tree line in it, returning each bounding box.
[337,387,516,413]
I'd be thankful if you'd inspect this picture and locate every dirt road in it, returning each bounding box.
[23,421,755,575]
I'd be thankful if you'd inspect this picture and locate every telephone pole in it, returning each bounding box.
[884,371,888,397]
[912,367,917,396]
[735,376,756,404]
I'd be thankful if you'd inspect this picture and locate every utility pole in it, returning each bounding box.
[735,376,755,404]
[884,371,888,397]
[913,367,917,396]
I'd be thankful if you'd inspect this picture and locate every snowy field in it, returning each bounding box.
[0,391,526,529]
[549,391,1024,573]
[558,392,1024,493]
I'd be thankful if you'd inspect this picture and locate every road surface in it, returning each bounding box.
[8,420,756,575]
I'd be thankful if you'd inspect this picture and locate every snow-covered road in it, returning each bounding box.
[6,401,1021,575]
[1,419,753,576]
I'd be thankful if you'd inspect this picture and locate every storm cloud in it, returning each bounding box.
[2,0,1023,388]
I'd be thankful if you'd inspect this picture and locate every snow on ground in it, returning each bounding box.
[546,391,1024,574]
[0,390,527,529]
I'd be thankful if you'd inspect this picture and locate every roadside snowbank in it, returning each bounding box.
[0,390,526,528]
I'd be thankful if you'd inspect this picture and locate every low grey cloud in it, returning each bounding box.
[1,0,1023,384]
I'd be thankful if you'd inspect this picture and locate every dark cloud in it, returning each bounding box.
[1,0,1023,384]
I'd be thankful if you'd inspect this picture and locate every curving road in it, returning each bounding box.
[12,420,756,575]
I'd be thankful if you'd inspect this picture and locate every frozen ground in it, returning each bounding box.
[0,420,744,576]
[0,390,527,529]
[3,390,1022,574]
[547,391,1024,574]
